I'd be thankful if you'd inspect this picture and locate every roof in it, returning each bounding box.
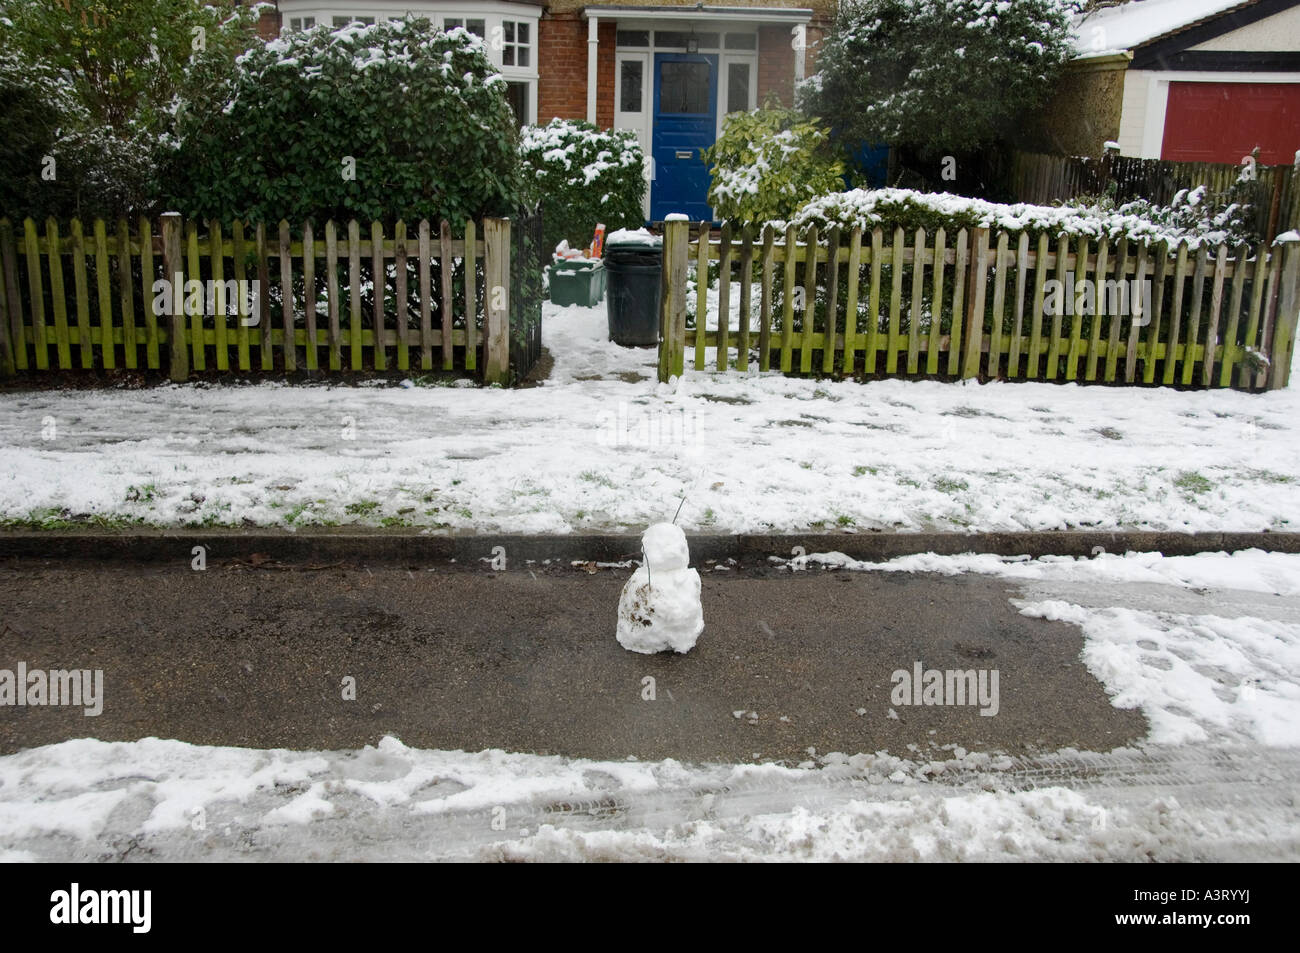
[1073,0,1260,56]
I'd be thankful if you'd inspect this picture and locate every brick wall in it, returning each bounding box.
[756,21,830,108]
[539,13,588,122]
[757,26,795,107]
[255,8,281,40]
[596,21,616,129]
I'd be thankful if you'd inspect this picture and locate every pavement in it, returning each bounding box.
[0,552,1146,761]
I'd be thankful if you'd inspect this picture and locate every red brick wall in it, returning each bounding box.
[256,8,281,40]
[757,26,795,107]
[539,14,588,122]
[596,21,617,129]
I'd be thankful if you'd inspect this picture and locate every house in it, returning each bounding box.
[251,1,833,220]
[1037,0,1300,163]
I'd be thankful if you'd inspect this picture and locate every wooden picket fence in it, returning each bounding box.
[0,213,517,383]
[1012,151,1300,242]
[656,219,1300,391]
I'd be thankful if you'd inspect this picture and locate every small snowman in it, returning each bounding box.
[616,523,704,654]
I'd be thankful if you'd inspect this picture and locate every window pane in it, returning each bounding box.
[656,31,719,49]
[727,63,750,114]
[304,17,315,28]
[468,19,486,38]
[518,23,529,45]
[620,61,643,112]
[660,61,710,114]
[518,47,529,67]
[444,18,462,29]
[333,16,350,27]
[504,21,515,43]
[503,46,514,66]
[725,33,756,50]
[506,82,529,127]
[359,17,374,25]
[616,30,649,47]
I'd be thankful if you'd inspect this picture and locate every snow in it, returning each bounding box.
[792,186,1248,249]
[605,227,662,247]
[520,119,643,187]
[1,731,1296,861]
[616,523,704,654]
[1073,0,1248,56]
[641,521,690,572]
[1,300,1298,534]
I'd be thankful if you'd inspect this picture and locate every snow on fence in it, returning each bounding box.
[656,219,1300,391]
[0,214,519,384]
[1012,151,1300,242]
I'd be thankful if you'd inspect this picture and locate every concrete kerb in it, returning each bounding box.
[1,530,1298,567]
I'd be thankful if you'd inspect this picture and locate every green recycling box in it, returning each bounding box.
[548,258,606,307]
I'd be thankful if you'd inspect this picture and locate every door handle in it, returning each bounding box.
[675,150,694,159]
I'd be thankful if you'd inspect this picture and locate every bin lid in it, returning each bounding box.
[551,257,603,272]
[605,228,662,251]
[605,229,663,266]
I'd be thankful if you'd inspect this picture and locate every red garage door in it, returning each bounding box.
[1162,82,1300,165]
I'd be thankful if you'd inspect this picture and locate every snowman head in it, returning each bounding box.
[641,522,690,573]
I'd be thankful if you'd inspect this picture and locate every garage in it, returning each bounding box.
[1161,81,1300,163]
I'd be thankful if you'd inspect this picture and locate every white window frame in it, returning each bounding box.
[277,3,539,124]
[718,54,758,136]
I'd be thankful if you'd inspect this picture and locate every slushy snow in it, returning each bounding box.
[616,523,704,654]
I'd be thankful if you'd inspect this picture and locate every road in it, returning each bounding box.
[0,556,1145,761]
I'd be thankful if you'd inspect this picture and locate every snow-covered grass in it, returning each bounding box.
[1,301,1297,533]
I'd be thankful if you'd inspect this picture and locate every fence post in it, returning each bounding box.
[160,212,188,382]
[962,228,990,379]
[0,219,13,376]
[658,216,689,382]
[483,216,511,386]
[1269,235,1299,390]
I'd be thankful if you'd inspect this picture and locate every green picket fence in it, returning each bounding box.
[657,219,1300,391]
[0,213,519,384]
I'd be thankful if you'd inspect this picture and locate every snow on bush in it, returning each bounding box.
[805,0,1080,154]
[167,17,523,225]
[703,104,844,225]
[520,118,646,255]
[789,186,1254,248]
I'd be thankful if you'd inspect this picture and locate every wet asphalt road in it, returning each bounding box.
[0,558,1145,762]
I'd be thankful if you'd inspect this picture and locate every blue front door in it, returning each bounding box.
[651,53,718,222]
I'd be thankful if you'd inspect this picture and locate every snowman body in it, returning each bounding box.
[616,523,704,654]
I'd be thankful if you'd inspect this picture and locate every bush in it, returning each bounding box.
[702,104,845,226]
[790,187,1252,248]
[805,0,1079,156]
[520,118,646,254]
[0,49,81,220]
[166,18,524,225]
[0,0,260,220]
[0,47,158,221]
